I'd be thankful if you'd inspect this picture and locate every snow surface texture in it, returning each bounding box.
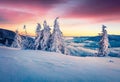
[0,46,120,82]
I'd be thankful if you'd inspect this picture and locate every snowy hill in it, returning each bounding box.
[0,46,120,82]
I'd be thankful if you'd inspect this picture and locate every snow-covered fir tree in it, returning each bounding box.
[35,23,41,37]
[10,18,69,54]
[40,20,51,50]
[34,23,42,50]
[49,17,68,54]
[11,28,22,48]
[98,25,109,56]
[22,25,29,49]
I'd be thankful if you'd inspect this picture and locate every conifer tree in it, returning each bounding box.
[49,17,68,54]
[11,28,22,48]
[34,23,42,50]
[98,25,109,56]
[41,20,51,50]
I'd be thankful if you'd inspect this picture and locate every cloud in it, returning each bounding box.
[0,0,67,24]
[0,16,9,23]
[63,0,120,22]
[0,0,66,8]
[0,8,35,24]
[0,0,120,24]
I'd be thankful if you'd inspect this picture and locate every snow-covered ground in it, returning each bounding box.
[0,46,120,82]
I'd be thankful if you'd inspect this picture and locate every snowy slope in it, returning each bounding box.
[0,47,120,82]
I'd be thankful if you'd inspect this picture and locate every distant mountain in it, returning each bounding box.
[73,35,120,47]
[0,28,15,46]
[65,35,120,57]
[0,28,34,47]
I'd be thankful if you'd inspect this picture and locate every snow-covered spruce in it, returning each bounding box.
[11,29,22,48]
[34,23,42,50]
[21,25,28,49]
[49,17,68,54]
[21,25,34,49]
[21,36,34,50]
[40,20,51,50]
[98,25,109,56]
[11,18,69,54]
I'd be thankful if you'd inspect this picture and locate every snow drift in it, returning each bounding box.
[0,46,120,82]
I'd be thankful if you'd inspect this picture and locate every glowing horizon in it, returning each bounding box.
[0,0,120,36]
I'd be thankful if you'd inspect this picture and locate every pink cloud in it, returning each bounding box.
[0,0,67,24]
[62,0,120,23]
[0,0,120,24]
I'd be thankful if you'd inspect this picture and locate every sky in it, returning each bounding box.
[0,0,120,36]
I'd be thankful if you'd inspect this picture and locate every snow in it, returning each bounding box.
[98,25,109,56]
[34,18,68,54]
[0,47,120,82]
[34,23,42,50]
[50,17,67,54]
[40,20,51,50]
[11,29,22,48]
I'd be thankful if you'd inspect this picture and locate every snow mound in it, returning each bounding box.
[0,47,120,82]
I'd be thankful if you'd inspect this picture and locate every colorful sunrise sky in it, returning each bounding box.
[0,0,120,36]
